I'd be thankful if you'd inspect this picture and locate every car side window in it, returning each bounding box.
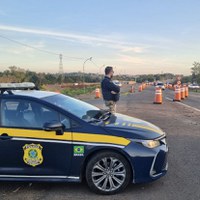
[1,99,70,130]
[60,114,70,129]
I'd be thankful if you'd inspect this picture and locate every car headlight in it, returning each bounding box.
[130,139,161,148]
[141,140,160,148]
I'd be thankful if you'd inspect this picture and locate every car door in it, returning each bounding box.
[0,97,72,177]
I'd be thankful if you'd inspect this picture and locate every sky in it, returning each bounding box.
[0,0,200,75]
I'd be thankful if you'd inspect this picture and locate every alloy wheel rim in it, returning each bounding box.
[91,157,126,192]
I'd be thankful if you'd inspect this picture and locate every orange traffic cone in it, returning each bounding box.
[95,88,101,98]
[153,88,162,104]
[184,85,189,97]
[181,86,185,100]
[138,85,143,92]
[173,85,181,101]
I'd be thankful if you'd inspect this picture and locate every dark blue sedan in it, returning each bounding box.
[0,83,168,194]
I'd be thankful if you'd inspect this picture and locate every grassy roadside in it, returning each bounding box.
[189,88,200,93]
[61,85,98,97]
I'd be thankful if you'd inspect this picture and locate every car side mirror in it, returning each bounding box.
[43,121,64,135]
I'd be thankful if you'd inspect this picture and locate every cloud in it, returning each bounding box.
[0,24,145,53]
[120,47,144,53]
[117,55,145,64]
[0,24,116,43]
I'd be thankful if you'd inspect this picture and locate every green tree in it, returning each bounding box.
[57,74,63,84]
[191,62,200,84]
[181,75,192,84]
[8,66,26,82]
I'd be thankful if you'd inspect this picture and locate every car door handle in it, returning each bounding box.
[0,133,12,140]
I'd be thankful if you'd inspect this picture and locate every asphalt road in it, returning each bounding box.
[88,85,200,111]
[1,86,200,200]
[163,88,200,110]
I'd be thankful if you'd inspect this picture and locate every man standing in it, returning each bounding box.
[101,66,120,113]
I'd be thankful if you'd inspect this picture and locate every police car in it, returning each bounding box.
[0,83,168,195]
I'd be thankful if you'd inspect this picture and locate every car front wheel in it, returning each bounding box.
[86,151,131,195]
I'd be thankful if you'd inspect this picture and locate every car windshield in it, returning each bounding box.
[43,94,101,121]
[157,83,164,85]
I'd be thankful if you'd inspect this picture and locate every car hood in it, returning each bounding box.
[101,113,165,140]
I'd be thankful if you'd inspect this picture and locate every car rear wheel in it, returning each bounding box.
[86,151,131,195]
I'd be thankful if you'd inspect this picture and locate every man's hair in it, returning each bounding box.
[105,66,113,75]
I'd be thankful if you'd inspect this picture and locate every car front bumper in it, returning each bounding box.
[124,139,168,183]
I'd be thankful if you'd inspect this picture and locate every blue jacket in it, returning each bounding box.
[101,76,120,102]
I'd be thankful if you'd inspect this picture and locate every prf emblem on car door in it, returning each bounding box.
[23,144,43,167]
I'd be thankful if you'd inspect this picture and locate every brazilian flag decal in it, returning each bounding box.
[74,146,84,156]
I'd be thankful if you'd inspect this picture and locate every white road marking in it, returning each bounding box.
[176,102,200,112]
[165,97,200,112]
[165,97,173,101]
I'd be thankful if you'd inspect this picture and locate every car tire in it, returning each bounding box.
[86,151,131,195]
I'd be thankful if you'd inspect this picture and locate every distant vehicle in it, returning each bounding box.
[166,83,173,88]
[188,83,200,89]
[156,82,165,90]
[166,82,172,86]
[113,80,122,87]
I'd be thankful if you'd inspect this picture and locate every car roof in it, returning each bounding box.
[6,90,57,99]
[0,82,57,99]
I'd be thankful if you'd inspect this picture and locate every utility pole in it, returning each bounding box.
[59,54,64,84]
[59,54,63,74]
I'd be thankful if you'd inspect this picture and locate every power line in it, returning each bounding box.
[0,34,84,60]
[0,34,59,55]
[91,60,99,68]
